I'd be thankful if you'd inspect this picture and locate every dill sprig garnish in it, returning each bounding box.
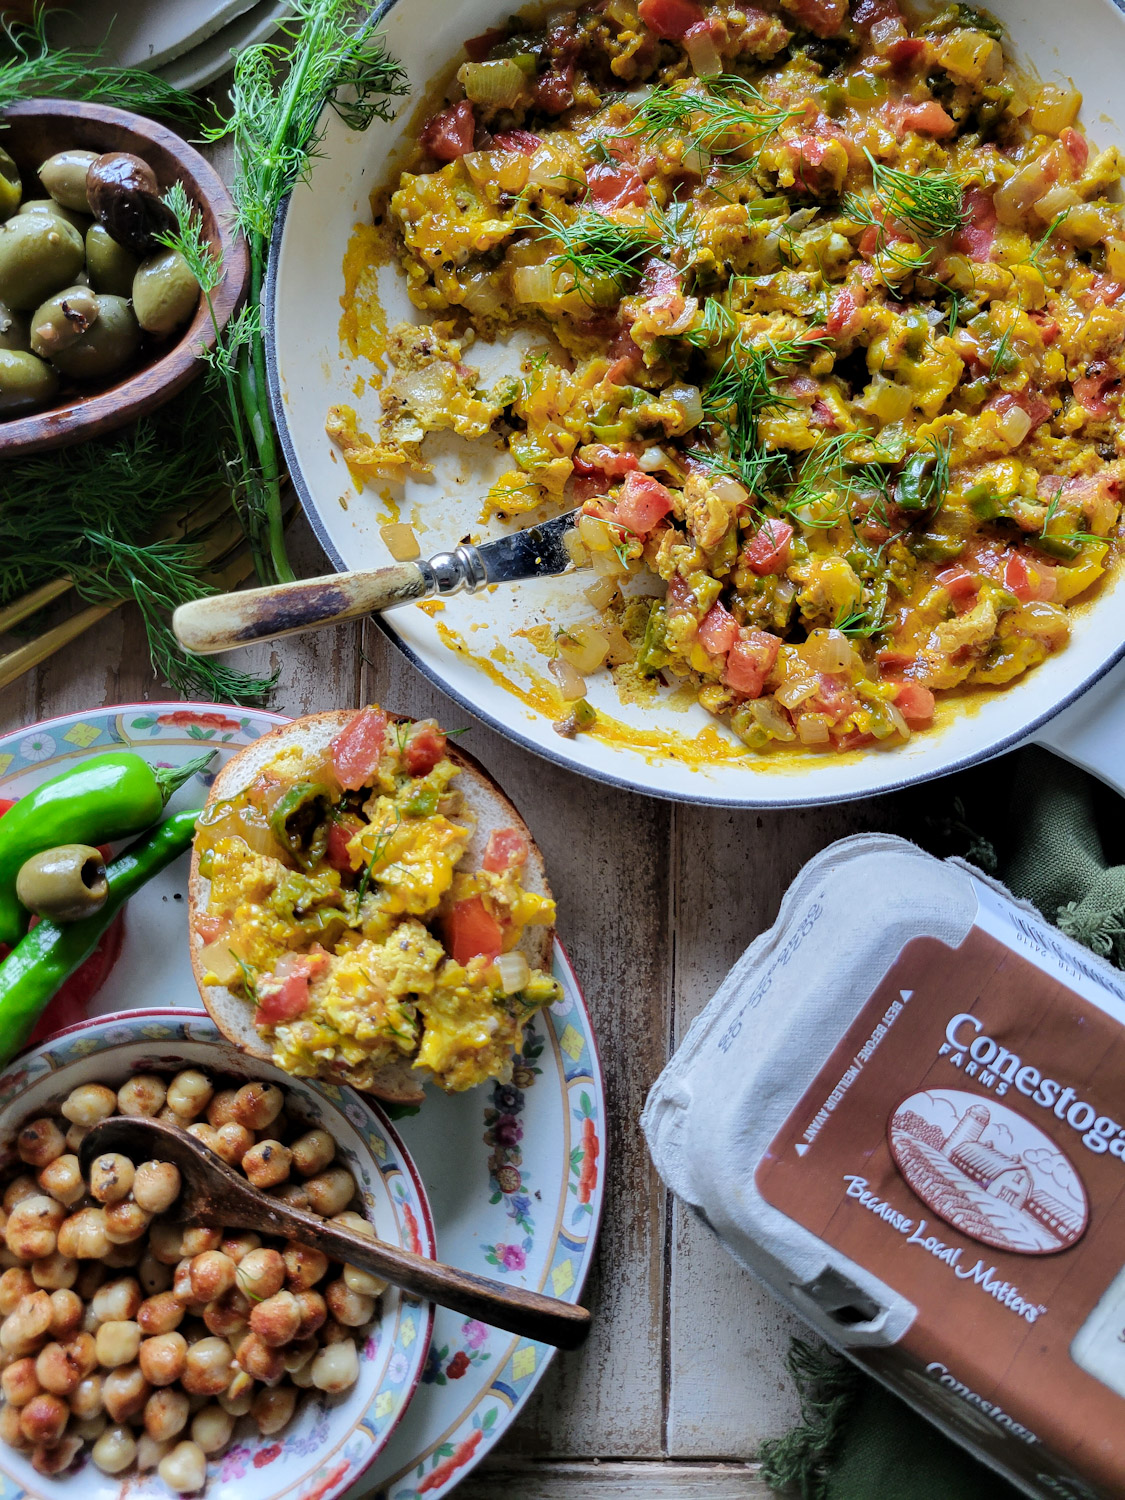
[530,205,659,298]
[679,296,737,348]
[627,75,802,172]
[200,0,408,585]
[866,151,966,241]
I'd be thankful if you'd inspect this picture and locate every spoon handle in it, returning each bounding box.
[236,1194,591,1351]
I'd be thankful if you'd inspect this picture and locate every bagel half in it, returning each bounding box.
[188,710,554,1105]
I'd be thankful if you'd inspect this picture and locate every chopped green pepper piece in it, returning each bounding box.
[636,600,672,675]
[269,783,334,871]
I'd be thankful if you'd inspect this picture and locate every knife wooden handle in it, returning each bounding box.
[172,563,429,655]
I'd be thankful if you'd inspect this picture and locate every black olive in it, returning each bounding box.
[86,151,176,256]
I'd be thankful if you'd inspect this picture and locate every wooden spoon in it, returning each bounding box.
[79,1116,591,1351]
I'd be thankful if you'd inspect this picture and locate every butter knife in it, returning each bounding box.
[172,510,580,656]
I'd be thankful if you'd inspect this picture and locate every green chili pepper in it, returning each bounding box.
[636,601,672,675]
[404,785,439,818]
[0,809,199,1068]
[894,451,938,511]
[923,3,1003,38]
[0,751,214,947]
[269,783,333,870]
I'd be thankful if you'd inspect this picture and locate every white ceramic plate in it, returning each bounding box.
[0,704,606,1500]
[47,0,261,72]
[266,0,1125,808]
[157,2,292,93]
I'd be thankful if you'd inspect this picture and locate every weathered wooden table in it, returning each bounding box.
[1,505,955,1496]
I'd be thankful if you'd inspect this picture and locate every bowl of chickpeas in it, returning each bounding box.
[0,1009,436,1499]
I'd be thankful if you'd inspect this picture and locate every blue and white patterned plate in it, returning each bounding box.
[0,704,607,1499]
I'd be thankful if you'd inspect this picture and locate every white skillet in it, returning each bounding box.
[266,0,1125,807]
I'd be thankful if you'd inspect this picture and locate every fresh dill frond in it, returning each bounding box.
[529,205,658,298]
[843,191,933,283]
[990,297,1021,372]
[233,955,261,1003]
[835,591,888,638]
[157,183,223,295]
[946,288,962,336]
[353,812,402,909]
[866,150,966,240]
[781,431,857,525]
[680,296,737,348]
[627,75,802,172]
[1027,208,1072,270]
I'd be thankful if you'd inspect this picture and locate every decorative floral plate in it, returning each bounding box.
[0,1012,435,1500]
[0,704,607,1499]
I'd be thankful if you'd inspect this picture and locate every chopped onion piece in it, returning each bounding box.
[685,26,723,77]
[1029,83,1081,134]
[199,942,242,987]
[584,576,618,610]
[775,675,819,710]
[497,153,530,194]
[710,475,748,507]
[682,144,712,175]
[381,523,420,561]
[886,701,911,740]
[564,529,590,568]
[512,264,558,304]
[496,951,531,995]
[458,59,528,108]
[558,624,610,674]
[801,629,858,675]
[639,446,672,472]
[794,713,831,745]
[997,404,1032,448]
[665,382,703,429]
[745,698,796,741]
[548,655,588,700]
[600,621,635,665]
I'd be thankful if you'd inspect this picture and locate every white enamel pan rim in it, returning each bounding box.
[264,0,1125,808]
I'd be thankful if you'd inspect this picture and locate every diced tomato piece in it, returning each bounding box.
[535,63,574,115]
[890,682,935,726]
[257,952,328,1026]
[464,27,506,62]
[587,161,648,210]
[742,518,793,576]
[637,258,683,299]
[887,35,925,67]
[1088,274,1125,307]
[1004,552,1057,602]
[483,828,530,872]
[827,286,865,336]
[852,0,902,26]
[953,187,997,261]
[446,896,504,965]
[1029,311,1060,344]
[723,629,781,697]
[572,445,641,479]
[1073,373,1116,418]
[835,729,876,751]
[665,571,696,617]
[698,600,740,658]
[420,100,476,162]
[404,722,447,776]
[614,472,675,535]
[813,673,859,723]
[988,389,1051,430]
[896,100,956,137]
[638,0,705,37]
[1061,126,1089,172]
[936,567,980,608]
[782,0,848,38]
[492,129,542,154]
[27,913,126,1044]
[330,706,388,791]
[876,648,916,672]
[194,913,228,944]
[326,817,362,873]
[810,399,837,430]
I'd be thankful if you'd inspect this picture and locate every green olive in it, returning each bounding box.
[38,148,98,213]
[0,299,29,352]
[48,293,140,380]
[16,844,108,923]
[0,348,58,415]
[0,212,84,310]
[132,249,200,337]
[85,223,138,297]
[17,198,90,233]
[30,285,99,358]
[0,148,21,223]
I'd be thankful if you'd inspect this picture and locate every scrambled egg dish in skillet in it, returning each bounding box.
[337,0,1125,755]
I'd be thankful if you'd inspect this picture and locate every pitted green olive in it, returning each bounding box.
[132,249,200,336]
[47,293,140,380]
[0,148,21,222]
[30,285,99,358]
[85,223,138,297]
[0,348,58,414]
[16,844,108,923]
[0,299,29,352]
[17,198,90,233]
[38,148,98,212]
[0,212,84,310]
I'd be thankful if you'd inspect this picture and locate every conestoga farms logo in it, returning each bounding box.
[888,1089,1088,1254]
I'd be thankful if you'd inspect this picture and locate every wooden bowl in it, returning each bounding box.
[0,98,248,456]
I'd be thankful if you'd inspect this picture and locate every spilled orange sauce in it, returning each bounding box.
[339,223,389,375]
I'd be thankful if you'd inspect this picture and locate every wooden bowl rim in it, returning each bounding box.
[0,97,249,456]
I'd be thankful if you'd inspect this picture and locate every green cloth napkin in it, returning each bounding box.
[760,745,1125,1500]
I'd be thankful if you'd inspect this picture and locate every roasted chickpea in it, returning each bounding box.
[332,1211,387,1297]
[319,1317,349,1345]
[35,1333,94,1395]
[304,1167,356,1218]
[0,1399,30,1448]
[139,1331,187,1387]
[253,1381,297,1436]
[210,1122,253,1166]
[189,1251,236,1304]
[67,1371,103,1420]
[136,1431,173,1470]
[190,1401,233,1454]
[138,1291,184,1336]
[91,1422,136,1474]
[242,1140,292,1190]
[290,1128,335,1178]
[325,1278,375,1328]
[1,1290,53,1354]
[6,1196,65,1261]
[104,1236,144,1268]
[139,1252,173,1296]
[19,1391,68,1445]
[60,1084,115,1129]
[205,1089,239,1128]
[159,1437,207,1492]
[31,1431,82,1474]
[173,1260,200,1308]
[229,1082,283,1132]
[2,1177,37,1214]
[36,1155,83,1208]
[117,1075,165,1117]
[132,1160,182,1215]
[270,1182,310,1212]
[248,1290,301,1348]
[166,1071,213,1121]
[182,1336,232,1397]
[57,1207,109,1260]
[102,1363,149,1422]
[48,1288,82,1339]
[283,1243,329,1291]
[104,1199,151,1245]
[2,1355,41,1405]
[0,1268,35,1316]
[292,1288,327,1341]
[73,1262,105,1301]
[63,1125,87,1154]
[32,1252,77,1291]
[310,1338,359,1394]
[95,1319,140,1368]
[181,1227,222,1258]
[235,1330,284,1385]
[282,1337,317,1375]
[16,1119,65,1169]
[143,1384,189,1440]
[86,1152,131,1205]
[90,1276,141,1324]
[148,1220,183,1265]
[219,1232,259,1266]
[70,1410,107,1442]
[235,1247,285,1303]
[202,1289,249,1339]
[187,1122,222,1153]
